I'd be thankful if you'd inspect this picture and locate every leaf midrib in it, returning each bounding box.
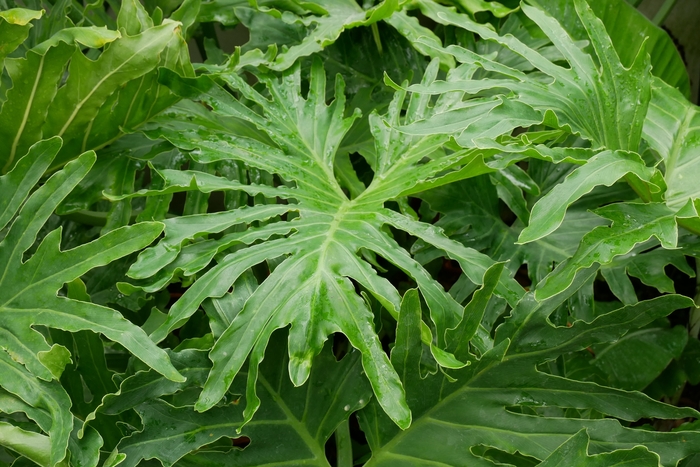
[663,105,695,201]
[56,27,172,139]
[1,233,143,308]
[258,372,328,465]
[4,52,46,173]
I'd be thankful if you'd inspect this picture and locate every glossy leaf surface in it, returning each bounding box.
[360,286,699,466]
[2,0,700,465]
[129,57,533,429]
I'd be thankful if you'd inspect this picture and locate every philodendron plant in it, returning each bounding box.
[1,0,700,465]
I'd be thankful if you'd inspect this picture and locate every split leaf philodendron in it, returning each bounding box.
[1,0,699,465]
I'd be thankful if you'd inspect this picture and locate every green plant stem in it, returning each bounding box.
[653,0,679,26]
[691,261,700,339]
[623,174,652,204]
[335,418,353,467]
[370,23,383,54]
[58,209,113,226]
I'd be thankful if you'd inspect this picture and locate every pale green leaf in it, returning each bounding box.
[415,0,652,153]
[145,57,544,427]
[0,144,183,383]
[31,26,121,54]
[519,151,655,244]
[530,0,690,96]
[535,202,685,300]
[0,421,51,467]
[0,8,42,68]
[41,20,183,168]
[453,0,517,17]
[643,78,700,211]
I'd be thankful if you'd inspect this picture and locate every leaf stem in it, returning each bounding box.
[653,0,679,26]
[623,173,652,203]
[691,260,700,339]
[370,23,383,55]
[334,417,353,467]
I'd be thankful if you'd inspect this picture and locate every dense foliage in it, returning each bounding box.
[1,0,699,465]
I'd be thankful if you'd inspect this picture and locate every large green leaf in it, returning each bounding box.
[536,202,691,300]
[232,0,399,71]
[538,429,659,467]
[359,285,700,466]
[108,334,371,467]
[42,20,183,167]
[83,0,195,158]
[0,27,120,173]
[589,324,688,391]
[124,57,534,429]
[0,139,182,465]
[403,0,671,245]
[529,0,691,97]
[518,151,655,243]
[415,0,652,154]
[643,78,700,211]
[0,144,181,381]
[0,8,42,67]
[0,3,192,174]
[1,1,695,464]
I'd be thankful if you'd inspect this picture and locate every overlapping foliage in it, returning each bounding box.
[1,0,699,465]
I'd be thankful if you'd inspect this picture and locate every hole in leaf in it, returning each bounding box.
[332,333,351,361]
[196,435,250,453]
[231,436,251,448]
